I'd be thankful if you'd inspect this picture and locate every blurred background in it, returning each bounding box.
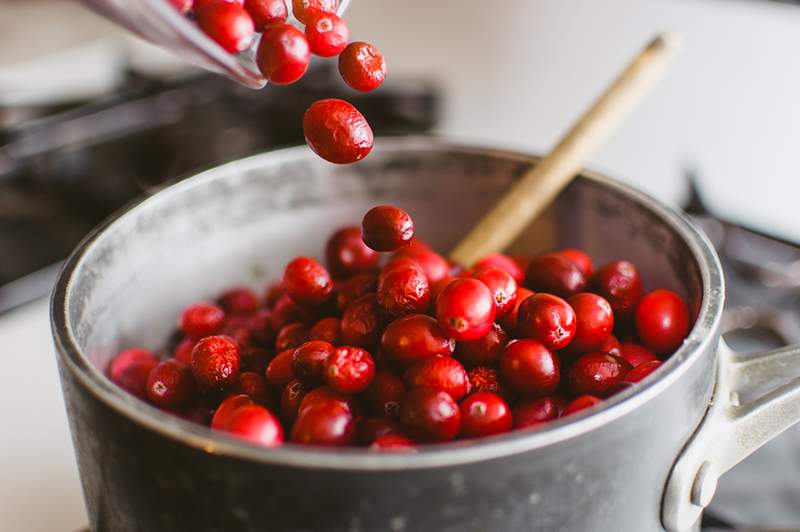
[3,0,800,530]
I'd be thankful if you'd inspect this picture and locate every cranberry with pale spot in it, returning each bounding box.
[517,293,576,351]
[472,266,517,319]
[436,278,496,341]
[324,346,375,394]
[460,392,512,438]
[146,359,196,408]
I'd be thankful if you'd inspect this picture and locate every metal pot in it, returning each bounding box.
[51,138,800,532]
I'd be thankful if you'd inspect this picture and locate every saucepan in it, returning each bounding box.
[51,137,800,532]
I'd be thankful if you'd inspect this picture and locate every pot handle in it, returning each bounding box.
[662,340,800,531]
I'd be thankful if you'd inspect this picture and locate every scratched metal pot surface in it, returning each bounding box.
[53,138,724,532]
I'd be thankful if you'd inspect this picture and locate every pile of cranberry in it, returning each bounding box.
[109,205,691,450]
[169,0,383,164]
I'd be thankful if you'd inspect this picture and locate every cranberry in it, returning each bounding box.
[256,23,310,85]
[500,339,560,396]
[304,11,349,57]
[146,359,196,408]
[597,335,622,357]
[381,314,454,367]
[191,335,240,390]
[363,370,405,417]
[309,317,341,345]
[338,41,387,92]
[513,396,562,429]
[456,322,508,369]
[173,338,196,364]
[467,367,507,397]
[292,340,335,384]
[323,346,375,394]
[303,99,373,164]
[265,348,296,390]
[325,226,380,279]
[244,0,288,31]
[196,2,255,53]
[109,348,157,383]
[569,352,632,397]
[271,294,306,330]
[211,394,254,430]
[566,293,614,353]
[591,260,644,321]
[472,267,518,319]
[400,387,461,443]
[356,417,402,445]
[430,277,456,308]
[180,302,225,339]
[291,0,337,24]
[280,379,310,423]
[361,205,415,252]
[170,0,193,13]
[340,294,384,347]
[282,257,333,307]
[393,241,449,284]
[404,356,469,401]
[240,346,271,373]
[249,309,275,346]
[376,262,430,317]
[291,401,355,446]
[275,322,309,351]
[498,287,534,334]
[228,371,271,405]
[370,434,416,451]
[218,287,259,314]
[517,293,577,351]
[225,405,284,448]
[459,392,512,438]
[635,289,690,354]
[556,248,594,277]
[264,282,285,308]
[298,386,358,416]
[221,313,256,347]
[116,358,159,400]
[524,253,587,297]
[562,395,602,416]
[624,360,663,383]
[619,342,659,367]
[336,273,378,310]
[472,253,524,283]
[436,278,496,341]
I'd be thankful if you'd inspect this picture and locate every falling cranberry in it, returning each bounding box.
[619,342,659,367]
[516,293,577,351]
[244,0,288,31]
[292,0,337,24]
[324,346,375,394]
[225,405,284,447]
[635,289,690,354]
[196,1,255,53]
[292,400,355,446]
[256,23,310,84]
[562,395,602,416]
[456,322,508,369]
[566,293,614,353]
[339,41,387,92]
[363,370,406,418]
[361,205,415,252]
[292,340,335,384]
[525,253,587,297]
[436,278,496,341]
[591,260,644,321]
[146,359,196,408]
[180,302,225,339]
[305,11,349,57]
[211,394,254,430]
[460,392,512,438]
[569,352,632,397]
[400,388,461,443]
[376,261,431,317]
[472,266,518,319]
[303,99,373,164]
[381,314,454,367]
[265,348,296,390]
[513,396,562,429]
[472,253,524,283]
[405,356,469,401]
[282,256,333,307]
[191,335,240,390]
[340,294,384,347]
[624,360,663,383]
[500,339,560,396]
[325,227,380,279]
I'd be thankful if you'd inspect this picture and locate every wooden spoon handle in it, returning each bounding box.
[449,32,683,267]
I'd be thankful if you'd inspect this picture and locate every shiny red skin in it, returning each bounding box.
[562,394,602,416]
[635,289,690,354]
[336,273,378,311]
[340,294,384,347]
[513,396,563,429]
[370,434,416,451]
[225,405,284,448]
[498,287,534,334]
[624,360,663,383]
[404,356,469,401]
[591,260,644,320]
[303,99,373,164]
[567,293,614,353]
[249,309,275,346]
[556,248,594,277]
[291,0,337,23]
[220,313,256,347]
[280,379,310,423]
[274,322,310,351]
[240,346,271,374]
[472,253,524,283]
[467,366,506,397]
[282,256,333,307]
[430,277,456,308]
[619,342,659,367]
[146,359,196,408]
[380,314,454,367]
[356,417,402,445]
[400,387,461,443]
[472,267,518,319]
[291,401,355,446]
[109,348,157,383]
[308,317,341,345]
[228,371,271,405]
[436,278,496,341]
[459,392,512,438]
[517,293,577,351]
[292,340,335,384]
[325,226,380,279]
[196,2,255,53]
[211,394,254,430]
[244,0,288,31]
[264,282,285,308]
[180,302,225,339]
[363,370,406,417]
[500,339,560,396]
[298,387,358,417]
[173,338,195,364]
[569,352,632,397]
[338,41,387,92]
[116,358,159,400]
[376,262,431,317]
[324,346,376,394]
[456,322,508,369]
[597,335,622,357]
[361,205,415,252]
[393,241,449,284]
[218,287,259,314]
[524,253,587,298]
[191,335,240,390]
[256,23,310,85]
[265,348,296,390]
[271,294,304,330]
[304,11,349,57]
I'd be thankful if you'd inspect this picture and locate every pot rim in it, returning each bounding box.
[51,136,724,471]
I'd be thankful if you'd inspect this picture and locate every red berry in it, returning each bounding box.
[291,0,337,24]
[304,11,349,57]
[116,358,159,400]
[265,348,296,390]
[298,386,359,417]
[635,289,690,354]
[325,226,380,278]
[282,256,333,307]
[525,253,587,297]
[240,345,271,373]
[472,267,518,319]
[400,387,461,443]
[467,367,506,397]
[393,241,449,284]
[513,396,562,429]
[500,339,560,396]
[225,405,284,447]
[292,340,335,384]
[169,0,193,14]
[356,417,402,445]
[292,400,355,446]
[619,342,658,367]
[336,273,378,310]
[371,434,416,451]
[196,2,255,53]
[146,359,196,408]
[338,41,387,92]
[211,394,254,430]
[592,260,644,320]
[303,99,373,164]
[498,287,534,334]
[324,346,375,394]
[109,348,158,383]
[562,394,602,416]
[624,360,662,383]
[376,262,430,317]
[361,205,415,252]
[264,282,285,308]
[275,322,309,351]
[459,392,512,438]
[472,253,524,284]
[340,294,384,347]
[194,0,245,9]
[218,287,259,314]
[173,338,196,364]
[220,313,256,347]
[381,314,454,367]
[228,371,271,405]
[516,293,577,351]
[567,293,614,353]
[363,370,406,417]
[456,322,508,369]
[180,302,225,339]
[270,294,304,330]
[569,352,632,397]
[597,335,622,357]
[309,317,341,345]
[556,248,594,277]
[430,277,456,308]
[256,23,310,84]
[244,0,288,31]
[280,379,310,423]
[436,278,496,341]
[404,356,469,401]
[191,335,240,390]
